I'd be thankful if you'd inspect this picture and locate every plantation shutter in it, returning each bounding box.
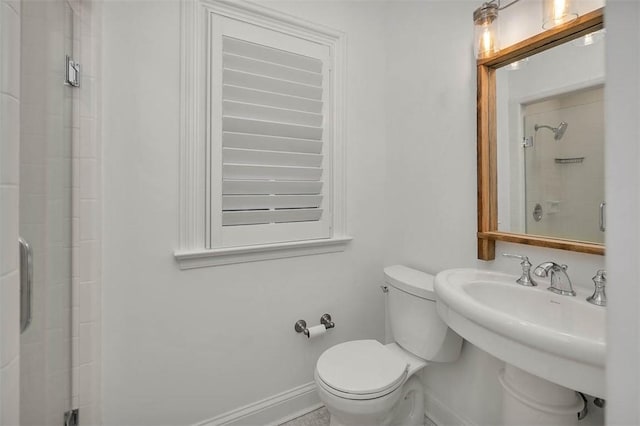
[209,18,333,248]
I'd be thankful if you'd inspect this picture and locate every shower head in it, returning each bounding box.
[555,122,568,140]
[534,121,569,140]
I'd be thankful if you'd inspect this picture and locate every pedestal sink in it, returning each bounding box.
[434,268,605,421]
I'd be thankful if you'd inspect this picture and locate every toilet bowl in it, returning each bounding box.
[314,266,462,426]
[315,340,426,426]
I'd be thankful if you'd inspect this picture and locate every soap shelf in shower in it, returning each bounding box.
[555,157,585,164]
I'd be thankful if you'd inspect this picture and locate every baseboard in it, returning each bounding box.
[197,381,477,426]
[424,388,476,426]
[195,382,322,426]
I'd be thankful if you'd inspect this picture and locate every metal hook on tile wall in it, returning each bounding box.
[294,313,335,337]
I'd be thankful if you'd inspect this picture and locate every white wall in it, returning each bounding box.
[99,0,628,425]
[605,1,640,424]
[101,1,388,424]
[384,0,477,274]
[383,1,605,424]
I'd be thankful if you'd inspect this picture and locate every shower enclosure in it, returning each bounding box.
[522,86,605,243]
[19,0,77,424]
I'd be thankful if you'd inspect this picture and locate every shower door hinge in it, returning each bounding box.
[64,408,79,426]
[65,56,80,87]
[522,136,534,148]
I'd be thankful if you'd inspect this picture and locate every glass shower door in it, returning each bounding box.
[19,0,75,424]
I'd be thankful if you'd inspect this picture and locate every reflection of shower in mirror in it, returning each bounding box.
[534,121,568,140]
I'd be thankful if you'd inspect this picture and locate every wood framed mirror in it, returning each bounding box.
[477,8,605,260]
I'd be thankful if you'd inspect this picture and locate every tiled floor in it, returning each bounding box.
[280,407,330,426]
[279,406,435,426]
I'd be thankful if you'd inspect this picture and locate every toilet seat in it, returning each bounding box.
[316,340,409,400]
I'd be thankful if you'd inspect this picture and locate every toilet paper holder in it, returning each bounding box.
[294,314,335,337]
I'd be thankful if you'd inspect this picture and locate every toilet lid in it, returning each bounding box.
[316,340,408,396]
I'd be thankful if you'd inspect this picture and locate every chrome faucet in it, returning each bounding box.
[502,253,537,286]
[534,262,576,296]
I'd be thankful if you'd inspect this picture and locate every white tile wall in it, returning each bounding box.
[0,272,19,368]
[1,2,20,97]
[0,96,19,184]
[518,87,604,244]
[0,358,20,426]
[19,0,75,422]
[0,187,18,276]
[0,0,21,423]
[72,0,102,423]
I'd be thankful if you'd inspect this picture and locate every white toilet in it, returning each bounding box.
[314,265,463,426]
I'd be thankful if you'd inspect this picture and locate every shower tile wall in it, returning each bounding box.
[73,0,102,423]
[19,1,74,423]
[0,0,21,424]
[523,87,605,243]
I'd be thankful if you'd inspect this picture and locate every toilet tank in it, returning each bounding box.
[384,265,462,362]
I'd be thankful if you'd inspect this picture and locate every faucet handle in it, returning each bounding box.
[502,253,537,286]
[502,253,528,262]
[587,269,607,306]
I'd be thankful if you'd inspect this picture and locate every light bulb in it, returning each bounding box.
[543,0,578,29]
[482,27,493,54]
[554,0,566,21]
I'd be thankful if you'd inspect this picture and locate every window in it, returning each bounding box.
[176,0,349,268]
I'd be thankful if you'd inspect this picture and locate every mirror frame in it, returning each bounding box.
[477,8,605,260]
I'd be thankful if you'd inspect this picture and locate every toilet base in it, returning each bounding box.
[389,376,425,426]
[323,376,425,426]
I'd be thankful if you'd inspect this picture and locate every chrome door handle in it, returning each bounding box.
[19,237,33,333]
[599,202,606,232]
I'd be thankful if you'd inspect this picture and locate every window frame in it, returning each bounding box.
[175,0,350,269]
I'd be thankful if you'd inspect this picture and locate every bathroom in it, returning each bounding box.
[0,0,638,425]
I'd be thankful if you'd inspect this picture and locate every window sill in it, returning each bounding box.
[174,236,353,269]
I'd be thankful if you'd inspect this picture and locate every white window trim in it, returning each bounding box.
[175,237,353,269]
[175,0,349,269]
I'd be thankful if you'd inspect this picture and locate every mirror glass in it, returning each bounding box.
[495,28,605,244]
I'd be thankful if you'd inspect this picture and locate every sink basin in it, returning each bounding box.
[434,268,606,397]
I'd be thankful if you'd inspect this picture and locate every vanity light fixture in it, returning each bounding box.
[542,0,578,29]
[473,2,499,59]
[473,0,522,60]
